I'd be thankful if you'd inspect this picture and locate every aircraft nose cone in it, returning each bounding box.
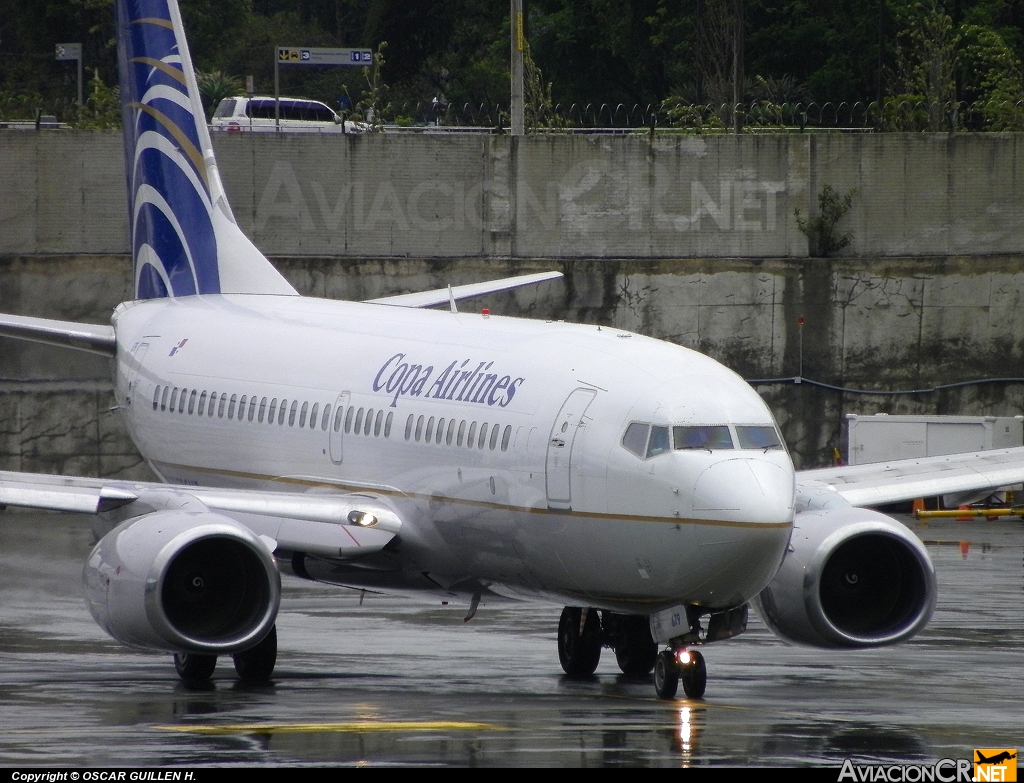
[692,458,794,524]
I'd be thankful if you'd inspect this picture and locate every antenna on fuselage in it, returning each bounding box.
[448,285,458,313]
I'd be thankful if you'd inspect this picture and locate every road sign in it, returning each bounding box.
[55,43,82,62]
[276,47,372,66]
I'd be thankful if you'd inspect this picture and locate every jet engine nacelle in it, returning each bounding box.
[83,511,281,654]
[753,507,936,648]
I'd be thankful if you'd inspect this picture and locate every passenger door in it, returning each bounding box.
[545,388,597,510]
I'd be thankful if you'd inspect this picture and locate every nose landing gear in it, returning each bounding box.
[654,647,706,700]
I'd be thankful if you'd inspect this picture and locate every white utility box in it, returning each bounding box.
[846,414,1024,465]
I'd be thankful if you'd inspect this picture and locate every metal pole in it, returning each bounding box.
[274,48,280,130]
[77,54,83,109]
[510,0,524,136]
[732,0,744,134]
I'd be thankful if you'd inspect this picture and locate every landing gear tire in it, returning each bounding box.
[612,615,658,677]
[557,606,602,677]
[232,625,277,682]
[173,653,217,683]
[680,649,707,699]
[654,650,679,699]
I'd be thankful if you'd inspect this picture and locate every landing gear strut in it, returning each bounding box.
[654,647,706,700]
[557,607,602,676]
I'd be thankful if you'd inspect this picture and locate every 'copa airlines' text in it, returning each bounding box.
[373,354,524,409]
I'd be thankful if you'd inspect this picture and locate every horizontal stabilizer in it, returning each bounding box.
[798,446,1024,507]
[365,271,563,309]
[0,314,116,356]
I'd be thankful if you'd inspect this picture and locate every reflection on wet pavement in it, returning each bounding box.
[1,512,1021,766]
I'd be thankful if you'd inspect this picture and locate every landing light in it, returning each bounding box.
[675,649,693,666]
[347,511,378,528]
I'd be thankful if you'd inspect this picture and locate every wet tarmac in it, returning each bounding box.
[0,511,1021,767]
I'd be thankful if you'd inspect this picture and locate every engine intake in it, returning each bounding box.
[84,511,281,654]
[754,507,936,647]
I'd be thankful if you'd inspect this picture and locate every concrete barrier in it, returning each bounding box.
[2,253,1024,474]
[3,131,1024,258]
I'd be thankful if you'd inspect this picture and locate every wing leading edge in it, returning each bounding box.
[797,446,1024,508]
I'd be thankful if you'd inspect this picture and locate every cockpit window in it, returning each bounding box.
[622,422,650,458]
[673,425,734,450]
[647,425,670,457]
[736,425,783,449]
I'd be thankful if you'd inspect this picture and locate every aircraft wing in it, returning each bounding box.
[797,446,1024,507]
[0,470,400,559]
[0,313,116,356]
[364,271,563,308]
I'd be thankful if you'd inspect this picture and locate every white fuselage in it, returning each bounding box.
[112,294,795,613]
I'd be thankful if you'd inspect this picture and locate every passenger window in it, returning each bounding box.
[736,425,783,450]
[268,398,278,423]
[218,394,227,418]
[321,404,331,431]
[152,386,161,411]
[621,422,650,458]
[299,401,308,428]
[344,406,354,433]
[405,414,414,440]
[436,418,445,444]
[197,391,207,416]
[647,425,670,457]
[354,407,365,434]
[467,422,477,447]
[384,411,393,437]
[479,423,489,449]
[501,425,512,451]
[364,408,373,436]
[228,394,238,419]
[258,397,267,423]
[187,389,197,415]
[374,410,383,437]
[209,392,217,417]
[457,420,466,446]
[674,425,734,450]
[288,400,298,427]
[415,415,424,441]
[446,419,455,445]
[333,405,344,433]
[425,417,435,442]
[310,403,319,430]
[489,424,500,450]
[248,396,257,422]
[237,395,247,420]
[179,389,187,413]
[161,386,170,411]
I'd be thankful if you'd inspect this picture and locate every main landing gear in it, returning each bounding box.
[556,607,661,679]
[172,625,278,684]
[557,606,707,699]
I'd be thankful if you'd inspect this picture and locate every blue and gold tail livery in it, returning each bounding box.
[116,0,296,299]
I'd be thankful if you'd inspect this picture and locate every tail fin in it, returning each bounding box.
[116,0,296,299]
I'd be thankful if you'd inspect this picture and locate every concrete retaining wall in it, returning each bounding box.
[2,253,1023,475]
[3,131,1024,258]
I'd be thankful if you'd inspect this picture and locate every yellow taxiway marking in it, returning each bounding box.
[154,720,505,735]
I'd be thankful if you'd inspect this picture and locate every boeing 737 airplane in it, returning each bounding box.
[4,0,1024,700]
